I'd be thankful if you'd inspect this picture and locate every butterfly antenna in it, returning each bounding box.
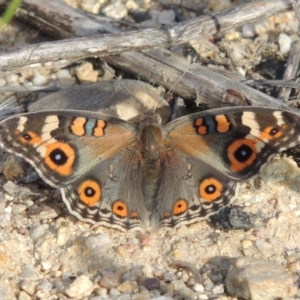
[102,58,194,113]
[101,60,146,107]
[155,58,195,111]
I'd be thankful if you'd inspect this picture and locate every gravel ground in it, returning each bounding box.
[0,0,300,299]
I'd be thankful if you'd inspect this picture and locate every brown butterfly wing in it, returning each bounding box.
[0,110,149,231]
[154,107,300,228]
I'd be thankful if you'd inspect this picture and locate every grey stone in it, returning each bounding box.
[226,257,297,300]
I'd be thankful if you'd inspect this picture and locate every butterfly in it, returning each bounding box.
[0,106,299,231]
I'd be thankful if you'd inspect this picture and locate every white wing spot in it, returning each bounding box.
[17,116,28,132]
[242,112,260,137]
[273,111,285,126]
[41,115,59,142]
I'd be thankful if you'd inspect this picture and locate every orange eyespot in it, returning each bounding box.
[19,131,42,145]
[199,178,223,202]
[173,199,188,216]
[112,200,128,218]
[260,126,283,140]
[45,142,75,176]
[78,180,102,206]
[227,139,257,172]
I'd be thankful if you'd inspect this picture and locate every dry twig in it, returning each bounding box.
[0,0,292,71]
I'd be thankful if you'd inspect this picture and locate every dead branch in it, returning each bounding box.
[105,49,297,111]
[0,0,292,71]
[277,40,300,102]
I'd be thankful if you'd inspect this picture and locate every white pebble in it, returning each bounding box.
[36,281,52,291]
[41,261,52,271]
[142,264,154,277]
[65,275,94,298]
[288,21,299,33]
[4,206,12,214]
[6,74,19,83]
[109,288,121,296]
[278,33,292,54]
[32,75,48,86]
[61,272,75,281]
[19,291,31,300]
[102,0,127,20]
[0,213,11,228]
[212,284,225,294]
[149,9,160,21]
[56,69,70,78]
[193,283,204,293]
[30,224,49,242]
[158,10,175,25]
[85,234,110,251]
[80,0,101,14]
[242,24,256,38]
[0,78,6,86]
[254,20,270,35]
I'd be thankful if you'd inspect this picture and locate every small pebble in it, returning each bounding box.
[102,0,127,19]
[36,280,52,291]
[203,277,214,291]
[32,75,48,86]
[193,283,204,294]
[20,279,36,296]
[12,204,27,215]
[198,295,209,300]
[242,24,256,38]
[6,74,19,84]
[116,280,138,293]
[163,272,176,282]
[142,265,154,277]
[30,224,49,242]
[3,154,25,180]
[158,10,175,25]
[4,206,12,214]
[76,62,98,83]
[99,272,122,289]
[85,234,110,251]
[18,291,32,300]
[144,277,160,290]
[65,275,94,298]
[35,290,50,298]
[109,287,121,296]
[209,0,231,11]
[80,0,101,14]
[41,261,52,271]
[0,78,6,86]
[226,257,297,299]
[212,284,225,294]
[254,20,270,35]
[278,33,292,54]
[122,272,136,282]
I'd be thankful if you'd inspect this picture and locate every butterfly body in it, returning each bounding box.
[0,107,299,231]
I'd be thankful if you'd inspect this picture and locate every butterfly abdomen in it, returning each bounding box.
[138,125,164,210]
